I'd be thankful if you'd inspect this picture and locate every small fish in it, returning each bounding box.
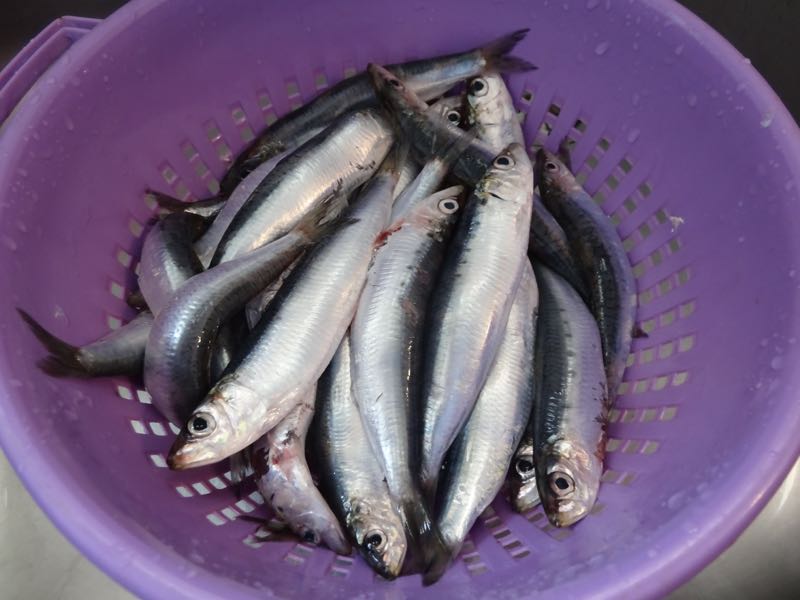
[368,63,500,186]
[168,148,399,469]
[528,193,589,300]
[220,30,534,194]
[465,71,524,151]
[536,147,637,398]
[532,262,608,527]
[436,262,537,559]
[18,309,153,378]
[419,143,534,499]
[350,185,462,581]
[311,334,407,579]
[137,213,206,315]
[251,385,351,555]
[211,109,391,266]
[145,199,338,426]
[508,424,540,513]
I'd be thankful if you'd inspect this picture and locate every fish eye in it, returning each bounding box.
[188,412,216,437]
[548,471,575,496]
[545,161,559,172]
[446,109,461,123]
[515,458,535,475]
[364,530,386,552]
[494,154,514,169]
[302,530,319,545]
[438,198,459,214]
[470,78,488,97]
[389,78,403,89]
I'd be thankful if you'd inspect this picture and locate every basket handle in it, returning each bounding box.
[0,16,100,126]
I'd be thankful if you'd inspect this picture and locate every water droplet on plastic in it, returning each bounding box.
[586,0,600,8]
[770,356,784,371]
[666,491,684,510]
[743,57,752,65]
[594,41,610,56]
[786,181,796,192]
[789,270,796,278]
[760,113,774,128]
[737,236,745,244]
[64,116,75,131]
[687,94,698,107]
[674,44,684,56]
[627,129,640,143]
[632,92,641,106]
[17,167,28,178]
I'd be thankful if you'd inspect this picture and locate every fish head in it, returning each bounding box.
[535,147,578,197]
[167,379,257,470]
[285,503,352,555]
[430,94,465,126]
[537,439,603,527]
[367,63,429,114]
[509,442,541,512]
[347,499,407,580]
[478,143,534,203]
[408,185,464,236]
[466,72,506,122]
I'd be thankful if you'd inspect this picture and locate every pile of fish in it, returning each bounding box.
[19,29,637,584]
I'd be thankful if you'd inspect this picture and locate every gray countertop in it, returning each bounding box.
[2,2,799,598]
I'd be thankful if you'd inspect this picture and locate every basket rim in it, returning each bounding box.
[0,0,799,598]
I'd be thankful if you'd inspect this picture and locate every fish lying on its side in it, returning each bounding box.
[311,334,407,580]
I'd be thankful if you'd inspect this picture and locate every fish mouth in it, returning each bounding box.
[360,547,400,580]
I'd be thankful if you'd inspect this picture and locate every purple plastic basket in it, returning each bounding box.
[1,0,799,598]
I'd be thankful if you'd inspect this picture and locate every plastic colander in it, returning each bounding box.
[1,1,799,598]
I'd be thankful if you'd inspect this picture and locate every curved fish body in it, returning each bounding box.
[419,143,534,498]
[529,193,588,299]
[138,213,205,315]
[211,109,392,266]
[145,203,335,426]
[350,187,462,579]
[436,262,537,557]
[251,386,350,555]
[537,149,636,398]
[19,309,153,378]
[168,155,398,470]
[220,30,534,194]
[369,64,498,187]
[465,70,524,151]
[532,262,608,527]
[312,335,407,580]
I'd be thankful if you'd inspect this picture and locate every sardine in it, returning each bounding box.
[532,262,607,527]
[244,252,305,330]
[211,110,391,266]
[350,186,462,580]
[18,309,153,378]
[369,63,499,186]
[536,148,636,397]
[419,143,533,498]
[168,150,399,469]
[311,334,406,579]
[251,385,350,554]
[137,213,205,315]
[529,193,588,300]
[465,71,524,151]
[508,419,540,513]
[220,30,534,194]
[436,262,537,559]
[145,200,338,426]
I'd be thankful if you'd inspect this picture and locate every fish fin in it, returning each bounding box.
[481,29,537,73]
[557,138,574,171]
[17,308,90,378]
[147,189,225,219]
[125,290,148,311]
[228,450,252,500]
[632,324,649,339]
[399,496,451,584]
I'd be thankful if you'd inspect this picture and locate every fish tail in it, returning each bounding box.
[399,493,451,583]
[481,29,537,73]
[17,308,90,378]
[147,189,225,219]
